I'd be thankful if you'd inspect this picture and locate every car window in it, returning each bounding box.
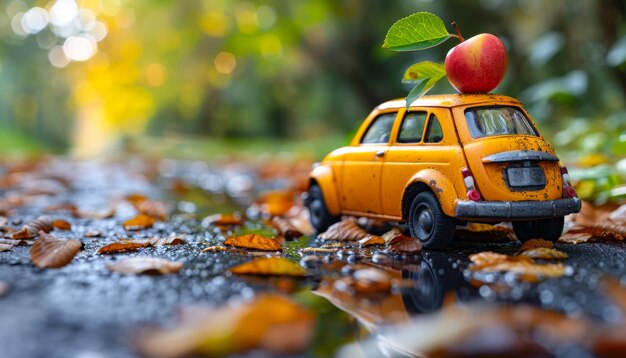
[361,112,397,144]
[465,106,538,139]
[397,111,427,143]
[424,114,444,143]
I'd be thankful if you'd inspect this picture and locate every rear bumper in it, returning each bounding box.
[455,197,581,219]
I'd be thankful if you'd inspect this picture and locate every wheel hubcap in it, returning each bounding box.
[415,205,434,239]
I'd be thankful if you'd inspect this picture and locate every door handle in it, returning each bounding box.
[375,150,386,157]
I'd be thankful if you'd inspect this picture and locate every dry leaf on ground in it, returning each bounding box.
[73,207,115,219]
[202,213,244,226]
[559,225,624,244]
[519,239,554,252]
[8,216,53,240]
[135,199,168,221]
[300,247,338,254]
[608,204,626,223]
[107,257,183,275]
[257,190,294,216]
[387,234,422,253]
[123,214,155,231]
[271,217,303,240]
[319,220,369,241]
[229,257,306,276]
[455,223,516,242]
[98,241,151,254]
[0,243,13,252]
[519,248,568,260]
[149,235,186,246]
[137,293,314,357]
[30,231,82,268]
[469,251,566,280]
[382,227,404,243]
[359,235,385,247]
[201,245,228,252]
[52,219,71,231]
[224,234,282,251]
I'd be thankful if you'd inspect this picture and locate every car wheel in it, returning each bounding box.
[408,191,456,250]
[306,184,339,233]
[512,217,564,243]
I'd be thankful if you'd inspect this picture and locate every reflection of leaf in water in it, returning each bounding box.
[229,257,306,277]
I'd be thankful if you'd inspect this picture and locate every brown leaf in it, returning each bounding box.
[135,199,168,221]
[125,193,149,205]
[202,213,244,226]
[359,235,385,247]
[0,243,13,252]
[519,248,568,260]
[300,247,338,254]
[387,234,422,253]
[224,234,282,251]
[229,257,306,276]
[469,251,565,280]
[456,223,516,242]
[382,227,404,243]
[9,216,53,240]
[137,293,314,357]
[201,245,228,252]
[98,241,151,254]
[559,225,624,244]
[0,281,8,296]
[52,219,71,231]
[319,220,369,241]
[519,239,554,252]
[257,189,294,216]
[30,231,82,268]
[107,257,182,275]
[123,214,155,231]
[608,204,626,224]
[0,238,34,246]
[149,235,186,246]
[334,267,392,295]
[271,217,303,240]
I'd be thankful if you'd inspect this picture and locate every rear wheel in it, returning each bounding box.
[408,192,456,250]
[512,217,564,242]
[306,184,339,233]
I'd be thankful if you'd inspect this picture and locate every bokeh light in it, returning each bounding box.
[214,51,237,75]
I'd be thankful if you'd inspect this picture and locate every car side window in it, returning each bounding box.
[360,112,397,144]
[397,111,427,143]
[424,114,444,143]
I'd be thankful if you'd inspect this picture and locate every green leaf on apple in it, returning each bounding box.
[383,12,453,51]
[402,61,446,109]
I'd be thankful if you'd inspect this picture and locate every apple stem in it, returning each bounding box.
[451,22,464,42]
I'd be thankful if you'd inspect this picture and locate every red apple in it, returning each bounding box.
[444,33,508,93]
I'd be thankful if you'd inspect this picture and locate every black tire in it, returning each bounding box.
[512,217,564,243]
[408,191,456,250]
[306,184,339,233]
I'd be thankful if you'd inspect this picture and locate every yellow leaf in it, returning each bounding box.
[122,214,155,231]
[359,235,385,247]
[224,234,282,251]
[229,257,306,276]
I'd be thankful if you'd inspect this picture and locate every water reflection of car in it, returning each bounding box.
[306,94,581,249]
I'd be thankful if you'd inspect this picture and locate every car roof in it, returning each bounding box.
[376,93,522,110]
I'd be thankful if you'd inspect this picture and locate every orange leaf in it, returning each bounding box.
[229,257,306,276]
[52,219,72,231]
[203,213,244,226]
[334,267,392,295]
[98,241,151,254]
[469,251,565,279]
[519,239,554,252]
[135,199,168,221]
[107,257,182,275]
[123,214,155,231]
[258,190,294,216]
[387,234,422,253]
[30,231,82,268]
[9,216,53,239]
[359,235,385,247]
[519,248,568,260]
[319,220,369,241]
[224,234,282,251]
[125,193,149,205]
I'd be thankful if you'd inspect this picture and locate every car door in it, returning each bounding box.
[340,111,398,215]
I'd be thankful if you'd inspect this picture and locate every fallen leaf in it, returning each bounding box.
[469,251,566,280]
[125,193,149,205]
[334,267,392,295]
[8,216,53,240]
[135,199,168,221]
[519,248,568,260]
[74,207,115,219]
[224,234,282,251]
[258,190,294,217]
[300,247,338,254]
[0,243,13,252]
[202,213,244,226]
[98,241,151,254]
[137,293,314,357]
[84,230,102,237]
[559,225,624,244]
[201,245,228,252]
[123,214,155,231]
[359,235,385,247]
[229,257,306,276]
[30,231,82,268]
[0,238,34,246]
[107,257,182,275]
[271,217,303,240]
[319,220,369,241]
[387,234,422,253]
[519,239,554,252]
[52,219,71,231]
[149,235,186,246]
[382,227,404,243]
[608,204,626,223]
[456,223,516,242]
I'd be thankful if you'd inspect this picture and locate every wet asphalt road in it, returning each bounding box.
[0,159,625,358]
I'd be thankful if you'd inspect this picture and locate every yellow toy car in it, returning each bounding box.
[305,94,581,249]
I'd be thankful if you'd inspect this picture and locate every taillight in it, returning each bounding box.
[560,166,578,198]
[461,167,481,201]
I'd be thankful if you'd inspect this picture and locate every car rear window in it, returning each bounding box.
[465,106,538,139]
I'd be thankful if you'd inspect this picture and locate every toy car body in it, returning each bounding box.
[306,94,581,249]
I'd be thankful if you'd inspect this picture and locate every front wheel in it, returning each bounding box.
[408,192,456,250]
[512,217,564,242]
[306,184,339,233]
